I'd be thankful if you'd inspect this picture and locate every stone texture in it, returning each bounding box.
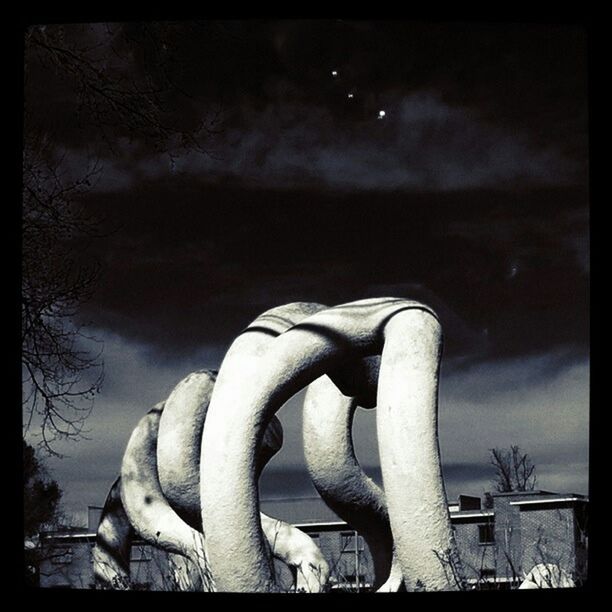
[303,374,400,590]
[201,298,463,592]
[119,403,209,583]
[92,477,132,589]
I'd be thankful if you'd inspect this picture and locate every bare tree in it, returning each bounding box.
[24,440,65,586]
[24,23,221,159]
[489,445,537,493]
[22,130,105,452]
[22,22,221,453]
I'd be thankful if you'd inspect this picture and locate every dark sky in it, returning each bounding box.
[23,19,590,523]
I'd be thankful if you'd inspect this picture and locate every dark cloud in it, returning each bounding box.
[28,20,587,187]
[260,462,497,501]
[24,19,589,517]
[34,332,588,516]
[73,179,588,366]
[260,468,319,499]
[29,19,589,367]
[79,89,582,193]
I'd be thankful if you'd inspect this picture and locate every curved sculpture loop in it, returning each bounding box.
[92,477,133,589]
[303,373,403,591]
[153,363,329,592]
[95,390,328,591]
[119,402,212,590]
[94,303,332,592]
[200,298,464,592]
[519,563,575,589]
[95,297,464,592]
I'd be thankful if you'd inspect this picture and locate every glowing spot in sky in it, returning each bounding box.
[378,110,386,119]
[347,93,354,98]
[508,262,519,279]
[331,70,338,77]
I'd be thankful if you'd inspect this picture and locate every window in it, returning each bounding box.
[131,582,151,591]
[480,568,496,579]
[340,532,364,551]
[130,546,151,562]
[344,574,367,585]
[50,547,73,565]
[478,523,495,545]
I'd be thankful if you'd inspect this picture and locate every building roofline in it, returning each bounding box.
[40,532,155,547]
[293,521,348,530]
[509,496,588,506]
[261,496,324,503]
[450,510,495,519]
[40,532,97,540]
[491,490,556,497]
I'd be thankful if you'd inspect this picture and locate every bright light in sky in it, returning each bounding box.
[331,70,338,77]
[347,93,354,98]
[378,110,386,119]
[508,262,520,278]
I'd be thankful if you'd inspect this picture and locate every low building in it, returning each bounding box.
[35,489,588,591]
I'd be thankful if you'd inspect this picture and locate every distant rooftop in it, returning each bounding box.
[492,490,588,501]
[261,496,341,525]
[492,489,555,496]
[46,490,588,540]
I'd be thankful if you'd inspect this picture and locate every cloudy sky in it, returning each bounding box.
[23,19,589,524]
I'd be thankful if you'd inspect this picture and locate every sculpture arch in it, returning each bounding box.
[95,298,465,592]
[200,298,464,591]
[303,373,403,591]
[95,393,328,591]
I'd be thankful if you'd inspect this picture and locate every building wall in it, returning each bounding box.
[38,537,203,591]
[491,496,524,582]
[517,504,586,584]
[36,491,588,591]
[302,530,374,590]
[39,537,96,589]
[452,518,497,583]
[262,496,376,590]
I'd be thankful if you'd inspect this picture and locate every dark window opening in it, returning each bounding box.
[50,548,73,564]
[131,582,151,591]
[480,568,496,579]
[340,532,364,551]
[130,546,152,562]
[478,523,495,544]
[344,574,368,587]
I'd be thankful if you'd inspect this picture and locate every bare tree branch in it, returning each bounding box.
[489,446,537,493]
[23,22,221,454]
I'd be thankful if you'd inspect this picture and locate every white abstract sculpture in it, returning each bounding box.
[119,403,211,587]
[200,298,464,592]
[519,563,576,589]
[155,367,328,592]
[94,369,328,591]
[92,477,133,589]
[303,372,403,591]
[96,297,464,592]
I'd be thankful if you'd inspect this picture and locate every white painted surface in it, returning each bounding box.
[201,298,463,591]
[519,563,576,589]
[378,310,463,591]
[200,302,328,592]
[303,374,401,590]
[120,404,211,590]
[101,360,328,591]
